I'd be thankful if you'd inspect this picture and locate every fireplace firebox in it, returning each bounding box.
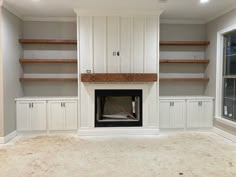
[95,90,143,127]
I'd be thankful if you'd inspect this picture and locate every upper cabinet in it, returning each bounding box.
[79,15,159,74]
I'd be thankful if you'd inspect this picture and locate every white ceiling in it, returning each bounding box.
[3,0,236,23]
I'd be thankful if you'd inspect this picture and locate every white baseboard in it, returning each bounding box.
[0,131,17,144]
[78,128,160,136]
[212,127,236,143]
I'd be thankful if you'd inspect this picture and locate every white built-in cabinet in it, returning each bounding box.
[48,101,78,130]
[16,101,47,131]
[160,97,214,129]
[79,16,158,73]
[16,97,78,131]
[160,100,185,129]
[187,100,213,128]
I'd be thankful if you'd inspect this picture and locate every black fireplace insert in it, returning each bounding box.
[95,89,143,127]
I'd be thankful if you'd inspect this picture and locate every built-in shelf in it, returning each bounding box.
[160,78,209,82]
[20,78,78,82]
[19,59,78,63]
[19,39,77,44]
[160,59,209,64]
[81,73,157,82]
[160,41,210,46]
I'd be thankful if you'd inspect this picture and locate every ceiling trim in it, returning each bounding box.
[206,4,236,23]
[160,18,205,24]
[2,1,23,19]
[74,8,163,16]
[23,16,77,22]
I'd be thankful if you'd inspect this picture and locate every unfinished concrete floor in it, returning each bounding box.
[0,132,236,177]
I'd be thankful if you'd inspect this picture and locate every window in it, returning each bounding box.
[223,32,236,122]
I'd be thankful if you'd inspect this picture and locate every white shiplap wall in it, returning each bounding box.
[79,16,159,74]
[77,13,160,130]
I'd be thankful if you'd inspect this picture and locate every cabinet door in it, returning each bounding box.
[16,102,31,131]
[187,101,201,128]
[159,101,171,128]
[200,101,213,128]
[31,101,47,130]
[64,101,78,130]
[171,101,185,128]
[48,102,64,130]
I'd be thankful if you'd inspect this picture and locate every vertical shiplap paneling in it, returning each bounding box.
[144,17,158,73]
[120,17,132,73]
[107,16,119,73]
[133,17,145,73]
[79,17,92,73]
[93,16,107,73]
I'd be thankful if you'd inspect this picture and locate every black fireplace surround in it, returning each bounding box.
[95,89,143,127]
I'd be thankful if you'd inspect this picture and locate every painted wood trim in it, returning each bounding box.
[81,73,157,82]
[19,39,77,44]
[160,59,209,64]
[19,59,78,63]
[159,78,209,82]
[160,41,210,46]
[19,78,78,82]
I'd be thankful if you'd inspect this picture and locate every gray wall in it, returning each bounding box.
[22,21,77,96]
[159,23,207,96]
[206,9,236,134]
[2,8,23,136]
[0,8,4,137]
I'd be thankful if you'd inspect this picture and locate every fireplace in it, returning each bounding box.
[95,90,143,127]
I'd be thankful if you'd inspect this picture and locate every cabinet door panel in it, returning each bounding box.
[31,101,46,130]
[107,16,120,73]
[48,102,64,130]
[120,17,132,73]
[201,101,213,127]
[64,102,78,130]
[171,101,185,128]
[187,101,200,128]
[160,101,171,128]
[94,16,107,73]
[17,102,31,131]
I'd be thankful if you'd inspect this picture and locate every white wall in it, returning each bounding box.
[2,7,23,136]
[206,9,236,134]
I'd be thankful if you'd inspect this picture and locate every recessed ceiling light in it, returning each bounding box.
[200,0,209,4]
[32,0,40,2]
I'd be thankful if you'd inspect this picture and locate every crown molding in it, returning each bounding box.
[74,8,163,16]
[2,1,23,19]
[160,18,205,25]
[206,4,236,23]
[23,16,76,22]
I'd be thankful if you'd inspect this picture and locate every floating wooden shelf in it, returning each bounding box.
[19,39,77,44]
[160,78,209,82]
[160,41,210,46]
[19,59,77,63]
[20,78,78,82]
[81,73,157,82]
[160,59,209,64]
